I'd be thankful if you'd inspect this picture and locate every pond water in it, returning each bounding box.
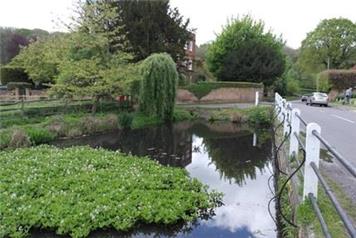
[46,121,276,238]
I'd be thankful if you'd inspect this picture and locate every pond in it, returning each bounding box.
[44,121,276,238]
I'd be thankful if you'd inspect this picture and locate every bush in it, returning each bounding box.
[0,130,11,149]
[118,112,133,128]
[319,70,356,90]
[183,81,263,99]
[139,53,178,121]
[246,106,272,127]
[0,66,31,85]
[173,108,197,122]
[24,127,56,145]
[8,129,31,148]
[0,146,222,238]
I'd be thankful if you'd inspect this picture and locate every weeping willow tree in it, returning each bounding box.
[139,53,178,121]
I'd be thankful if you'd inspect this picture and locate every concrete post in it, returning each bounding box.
[303,123,321,200]
[255,91,259,106]
[289,108,301,158]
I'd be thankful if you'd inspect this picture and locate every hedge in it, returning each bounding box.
[182,81,263,99]
[0,66,31,85]
[319,70,356,91]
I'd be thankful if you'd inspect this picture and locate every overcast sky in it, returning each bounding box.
[1,0,355,49]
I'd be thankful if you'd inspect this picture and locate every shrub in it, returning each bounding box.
[0,130,11,149]
[24,127,56,145]
[319,70,356,90]
[67,128,83,138]
[139,53,178,121]
[8,129,31,148]
[0,146,222,237]
[246,106,272,127]
[80,116,101,134]
[102,114,119,130]
[173,108,197,122]
[118,112,133,128]
[183,81,263,99]
[0,66,31,85]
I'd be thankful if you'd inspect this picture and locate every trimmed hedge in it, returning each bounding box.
[0,66,31,85]
[182,81,263,99]
[319,70,356,91]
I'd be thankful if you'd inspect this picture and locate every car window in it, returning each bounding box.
[315,93,327,97]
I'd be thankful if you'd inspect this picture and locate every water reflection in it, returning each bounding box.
[52,121,276,238]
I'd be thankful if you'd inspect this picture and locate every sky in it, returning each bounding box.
[0,0,355,49]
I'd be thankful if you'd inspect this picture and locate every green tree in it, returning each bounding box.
[50,1,136,112]
[298,18,356,72]
[139,53,178,121]
[106,0,191,62]
[206,16,285,86]
[10,35,64,84]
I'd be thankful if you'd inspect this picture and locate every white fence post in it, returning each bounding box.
[255,91,259,106]
[283,99,289,135]
[289,108,301,157]
[303,123,321,200]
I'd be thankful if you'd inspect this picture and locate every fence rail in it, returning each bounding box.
[274,92,356,238]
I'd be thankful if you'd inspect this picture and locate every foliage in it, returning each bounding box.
[0,27,50,65]
[0,146,222,238]
[183,81,263,99]
[107,0,191,62]
[298,18,356,73]
[209,109,246,123]
[245,106,272,127]
[0,66,31,85]
[206,16,285,86]
[139,53,178,121]
[296,188,350,238]
[131,113,163,129]
[8,129,31,148]
[118,112,134,128]
[24,126,56,145]
[318,70,356,91]
[173,108,197,122]
[10,35,63,84]
[274,60,301,96]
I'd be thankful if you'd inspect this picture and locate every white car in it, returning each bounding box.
[306,92,329,107]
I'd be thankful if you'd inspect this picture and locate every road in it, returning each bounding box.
[291,101,356,166]
[291,101,356,203]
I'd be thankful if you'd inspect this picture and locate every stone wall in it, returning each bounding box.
[177,87,263,103]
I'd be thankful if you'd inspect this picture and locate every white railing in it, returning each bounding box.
[274,92,356,238]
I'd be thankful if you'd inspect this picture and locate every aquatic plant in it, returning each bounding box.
[0,146,222,238]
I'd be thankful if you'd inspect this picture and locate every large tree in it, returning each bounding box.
[106,0,191,62]
[206,16,285,86]
[298,18,356,73]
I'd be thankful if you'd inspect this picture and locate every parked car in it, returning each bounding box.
[306,92,328,107]
[301,95,309,102]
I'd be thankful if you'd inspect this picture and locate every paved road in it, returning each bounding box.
[291,101,356,204]
[291,101,356,166]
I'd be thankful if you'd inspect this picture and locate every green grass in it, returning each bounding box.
[182,81,263,99]
[0,108,196,149]
[0,146,222,238]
